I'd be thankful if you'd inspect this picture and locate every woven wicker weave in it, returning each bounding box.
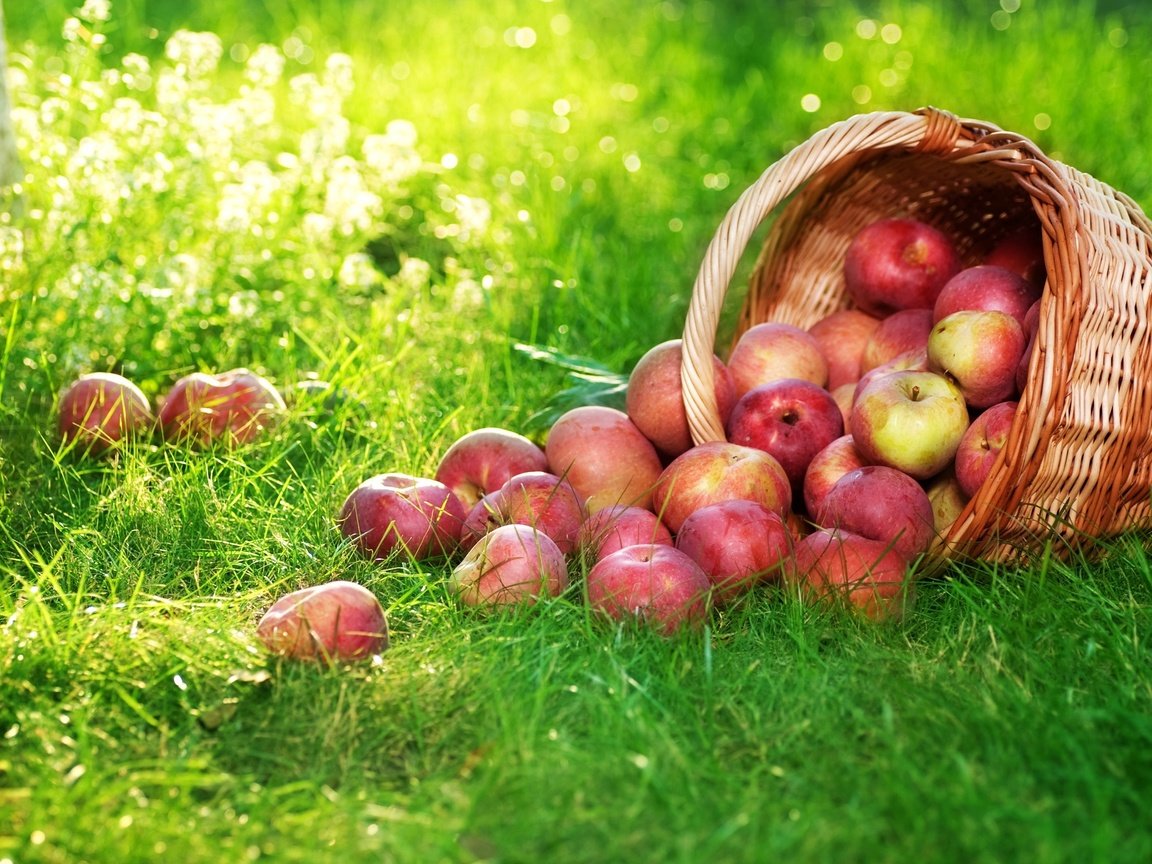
[681,107,1152,563]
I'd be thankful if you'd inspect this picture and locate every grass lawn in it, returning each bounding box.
[3,1,1152,862]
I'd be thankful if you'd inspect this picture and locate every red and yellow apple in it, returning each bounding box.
[586,543,711,635]
[257,580,389,662]
[57,371,154,455]
[726,322,828,397]
[434,427,549,510]
[159,368,286,446]
[450,524,569,607]
[338,473,467,561]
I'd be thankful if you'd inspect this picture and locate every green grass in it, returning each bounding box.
[3,1,1152,862]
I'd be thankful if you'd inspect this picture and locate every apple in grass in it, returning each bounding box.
[338,473,468,561]
[802,434,868,517]
[625,338,737,459]
[813,465,936,563]
[860,307,934,374]
[460,471,586,554]
[545,405,663,512]
[576,504,673,563]
[651,441,792,533]
[257,580,388,663]
[434,427,549,510]
[726,322,828,397]
[58,372,154,455]
[675,499,791,602]
[954,400,1018,498]
[450,524,569,607]
[586,544,711,636]
[843,217,962,317]
[850,369,969,480]
[926,310,1026,409]
[808,308,882,390]
[785,528,911,621]
[159,368,286,446]
[932,264,1041,327]
[725,378,844,494]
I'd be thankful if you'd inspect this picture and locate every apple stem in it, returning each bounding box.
[910,385,921,402]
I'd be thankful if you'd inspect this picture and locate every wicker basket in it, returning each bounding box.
[680,107,1152,564]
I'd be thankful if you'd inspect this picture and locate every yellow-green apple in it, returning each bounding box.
[461,471,586,554]
[925,469,969,536]
[674,499,791,602]
[57,371,153,455]
[726,378,844,493]
[955,400,1018,498]
[808,308,882,389]
[927,309,1026,409]
[625,339,737,459]
[257,580,388,662]
[450,524,569,607]
[545,405,663,512]
[984,225,1046,289]
[932,264,1041,327]
[338,473,467,561]
[726,322,828,397]
[843,217,962,317]
[860,307,934,373]
[159,368,286,446]
[434,427,549,510]
[786,527,911,621]
[850,369,969,480]
[802,434,868,516]
[813,465,935,562]
[651,441,792,533]
[586,543,711,635]
[576,504,673,563]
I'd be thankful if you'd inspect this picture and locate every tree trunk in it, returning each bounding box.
[0,1,24,199]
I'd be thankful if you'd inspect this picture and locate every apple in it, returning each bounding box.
[625,338,737,459]
[830,382,856,429]
[1016,298,1042,393]
[802,434,868,517]
[450,524,569,607]
[158,368,286,446]
[434,427,549,511]
[843,217,962,317]
[545,405,664,512]
[460,471,586,554]
[675,499,791,601]
[57,371,154,454]
[852,348,929,405]
[576,504,673,563]
[586,544,711,635]
[651,441,792,533]
[955,400,1018,498]
[726,322,828,397]
[860,307,934,374]
[726,378,844,493]
[786,528,911,621]
[850,369,969,480]
[984,225,1046,289]
[257,580,388,662]
[338,473,467,561]
[925,469,969,536]
[932,264,1041,327]
[814,465,936,562]
[926,310,1026,409]
[808,308,882,389]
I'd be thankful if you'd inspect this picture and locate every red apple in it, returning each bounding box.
[651,441,792,533]
[625,339,737,459]
[675,499,791,601]
[927,310,1026,409]
[450,524,569,606]
[257,580,388,662]
[955,400,1018,498]
[932,265,1041,327]
[338,473,467,561]
[984,225,1046,289]
[57,371,154,454]
[726,322,828,397]
[1016,298,1042,393]
[830,382,856,429]
[576,504,673,563]
[814,465,936,562]
[786,528,911,621]
[808,308,882,390]
[860,307,934,374]
[586,544,711,635]
[460,471,586,554]
[843,218,962,317]
[545,405,663,512]
[726,378,844,493]
[802,434,868,517]
[434,427,549,510]
[850,369,969,480]
[158,367,286,446]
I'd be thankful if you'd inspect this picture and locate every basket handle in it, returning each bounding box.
[680,108,978,445]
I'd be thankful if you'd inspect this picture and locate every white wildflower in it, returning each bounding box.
[396,257,432,292]
[164,30,224,79]
[454,195,491,238]
[324,53,356,99]
[338,252,383,290]
[323,157,382,235]
[78,0,112,23]
[245,44,286,89]
[302,213,335,245]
